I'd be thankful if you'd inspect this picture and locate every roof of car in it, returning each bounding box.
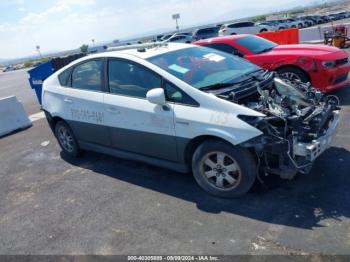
[193,34,248,45]
[86,43,194,60]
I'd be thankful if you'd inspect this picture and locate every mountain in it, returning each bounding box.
[211,0,331,23]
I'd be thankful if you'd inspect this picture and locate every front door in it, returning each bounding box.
[103,58,178,161]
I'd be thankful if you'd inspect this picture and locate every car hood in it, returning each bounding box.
[264,44,348,60]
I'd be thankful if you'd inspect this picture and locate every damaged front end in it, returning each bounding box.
[236,76,340,179]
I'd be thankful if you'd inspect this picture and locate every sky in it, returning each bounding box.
[0,0,318,59]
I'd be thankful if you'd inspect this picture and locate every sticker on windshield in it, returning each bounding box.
[203,53,225,62]
[168,64,190,74]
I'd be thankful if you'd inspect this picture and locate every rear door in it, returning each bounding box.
[62,58,110,146]
[103,58,178,161]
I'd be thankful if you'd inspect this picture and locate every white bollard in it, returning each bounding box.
[0,96,32,137]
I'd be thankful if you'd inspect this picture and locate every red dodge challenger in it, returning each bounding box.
[194,35,350,92]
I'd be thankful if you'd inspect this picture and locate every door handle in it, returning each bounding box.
[63,98,73,104]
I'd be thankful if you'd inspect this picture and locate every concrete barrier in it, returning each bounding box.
[300,23,350,43]
[0,96,32,137]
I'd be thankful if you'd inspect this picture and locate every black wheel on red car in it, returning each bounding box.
[277,67,309,83]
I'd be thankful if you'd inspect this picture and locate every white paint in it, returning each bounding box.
[42,43,264,147]
[40,140,50,147]
[0,96,32,137]
[29,111,45,122]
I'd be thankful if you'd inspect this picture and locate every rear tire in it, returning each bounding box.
[260,28,268,33]
[55,121,80,157]
[192,140,257,198]
[277,67,309,83]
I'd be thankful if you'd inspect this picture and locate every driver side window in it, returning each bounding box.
[108,59,161,98]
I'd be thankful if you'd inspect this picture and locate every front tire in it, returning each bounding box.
[192,140,257,198]
[55,121,80,157]
[277,67,309,83]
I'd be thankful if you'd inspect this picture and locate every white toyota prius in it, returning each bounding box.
[42,43,339,198]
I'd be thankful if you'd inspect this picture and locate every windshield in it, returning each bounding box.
[147,46,260,89]
[235,35,278,54]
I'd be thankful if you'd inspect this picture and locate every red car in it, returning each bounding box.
[194,34,350,92]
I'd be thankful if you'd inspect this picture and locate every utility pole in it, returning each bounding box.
[172,13,180,32]
[36,45,42,58]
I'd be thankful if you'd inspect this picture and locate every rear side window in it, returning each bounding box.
[228,23,238,28]
[199,28,214,34]
[243,22,254,27]
[58,68,71,86]
[108,59,161,98]
[71,60,103,91]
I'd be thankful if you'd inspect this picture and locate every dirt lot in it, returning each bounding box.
[0,61,350,255]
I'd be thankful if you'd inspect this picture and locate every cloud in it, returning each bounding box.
[0,0,315,59]
[18,0,96,25]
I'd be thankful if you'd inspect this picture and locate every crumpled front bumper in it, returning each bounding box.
[293,111,340,162]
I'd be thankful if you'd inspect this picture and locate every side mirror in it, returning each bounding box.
[146,88,166,105]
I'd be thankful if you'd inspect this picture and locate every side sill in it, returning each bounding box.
[79,141,190,174]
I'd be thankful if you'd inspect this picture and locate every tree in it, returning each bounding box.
[80,44,89,54]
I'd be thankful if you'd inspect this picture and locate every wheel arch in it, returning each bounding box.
[183,135,235,169]
[275,64,311,82]
[43,110,70,133]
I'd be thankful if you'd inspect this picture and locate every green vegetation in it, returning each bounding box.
[23,57,49,68]
[252,15,266,22]
[80,44,89,54]
[24,61,34,68]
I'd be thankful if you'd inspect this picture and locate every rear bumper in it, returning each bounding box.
[293,111,339,161]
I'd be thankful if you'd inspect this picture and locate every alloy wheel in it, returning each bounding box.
[280,72,302,82]
[57,125,75,153]
[200,151,242,191]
